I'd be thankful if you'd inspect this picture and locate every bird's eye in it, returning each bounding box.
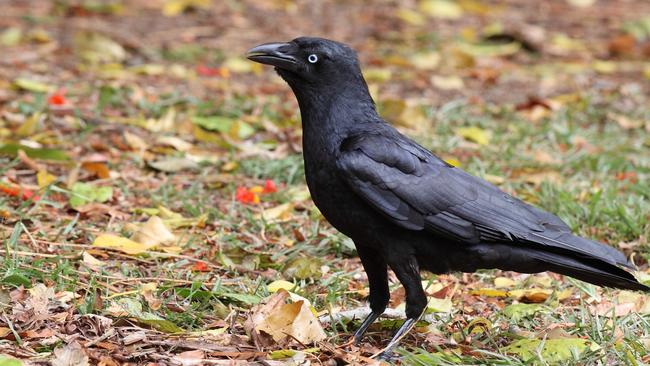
[307,54,318,63]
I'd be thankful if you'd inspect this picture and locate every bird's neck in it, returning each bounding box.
[292,78,379,140]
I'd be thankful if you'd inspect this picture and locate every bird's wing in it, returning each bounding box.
[336,131,629,266]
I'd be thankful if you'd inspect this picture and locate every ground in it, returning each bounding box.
[0,0,649,365]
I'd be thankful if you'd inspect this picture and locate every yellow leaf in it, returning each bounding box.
[470,288,509,297]
[287,186,311,202]
[223,57,256,73]
[74,31,126,64]
[427,296,453,313]
[410,51,441,70]
[396,9,426,25]
[16,113,43,137]
[431,75,464,90]
[364,68,392,83]
[268,280,296,293]
[163,0,211,16]
[456,126,491,145]
[484,174,505,185]
[494,277,516,288]
[258,203,294,222]
[123,131,148,151]
[592,60,617,74]
[37,169,57,188]
[567,0,596,7]
[444,157,461,167]
[131,216,176,248]
[419,0,463,19]
[92,234,149,255]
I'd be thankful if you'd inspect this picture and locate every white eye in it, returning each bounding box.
[307,54,318,63]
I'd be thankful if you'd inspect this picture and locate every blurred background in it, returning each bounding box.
[0,1,649,364]
[2,0,649,106]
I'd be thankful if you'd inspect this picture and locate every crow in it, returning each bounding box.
[247,37,648,360]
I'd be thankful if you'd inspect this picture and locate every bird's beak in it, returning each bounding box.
[246,42,297,71]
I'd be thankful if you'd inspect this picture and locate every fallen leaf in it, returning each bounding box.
[16,113,43,137]
[82,251,106,272]
[456,126,491,145]
[123,131,148,151]
[566,0,596,7]
[419,0,464,19]
[52,342,89,366]
[0,356,22,366]
[396,9,426,26]
[254,291,326,344]
[426,296,453,313]
[92,234,149,255]
[503,303,549,322]
[13,78,54,93]
[37,169,57,188]
[69,182,113,208]
[81,162,110,179]
[74,31,126,64]
[0,27,22,46]
[106,298,182,332]
[494,277,516,288]
[504,338,599,363]
[283,257,322,279]
[257,203,294,222]
[140,283,162,311]
[162,0,211,16]
[431,75,464,90]
[172,350,205,366]
[0,144,69,161]
[131,216,176,248]
[410,51,441,70]
[148,157,199,173]
[268,280,296,293]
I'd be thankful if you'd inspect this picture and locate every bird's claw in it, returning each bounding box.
[376,350,396,362]
[353,334,363,346]
[353,310,383,346]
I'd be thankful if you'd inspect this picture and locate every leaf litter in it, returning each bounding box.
[0,0,649,365]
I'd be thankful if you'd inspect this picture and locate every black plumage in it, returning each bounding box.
[247,37,648,359]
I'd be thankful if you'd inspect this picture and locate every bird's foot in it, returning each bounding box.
[376,350,396,363]
[371,310,425,361]
[353,310,382,346]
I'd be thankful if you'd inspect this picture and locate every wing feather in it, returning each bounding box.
[336,131,629,267]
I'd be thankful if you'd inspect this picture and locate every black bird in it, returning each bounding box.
[247,37,648,359]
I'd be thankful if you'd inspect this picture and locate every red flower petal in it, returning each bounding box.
[48,89,67,106]
[263,179,277,193]
[192,261,210,272]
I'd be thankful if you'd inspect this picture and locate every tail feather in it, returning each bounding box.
[526,231,633,269]
[527,249,649,292]
[457,238,648,292]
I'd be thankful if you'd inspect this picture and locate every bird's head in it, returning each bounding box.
[247,37,364,90]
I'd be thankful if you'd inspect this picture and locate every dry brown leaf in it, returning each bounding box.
[52,341,89,366]
[255,300,326,344]
[131,216,176,248]
[81,162,110,179]
[140,283,162,311]
[246,289,325,346]
[172,350,205,366]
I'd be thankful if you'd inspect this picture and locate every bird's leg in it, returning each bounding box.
[353,244,389,345]
[375,255,427,361]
